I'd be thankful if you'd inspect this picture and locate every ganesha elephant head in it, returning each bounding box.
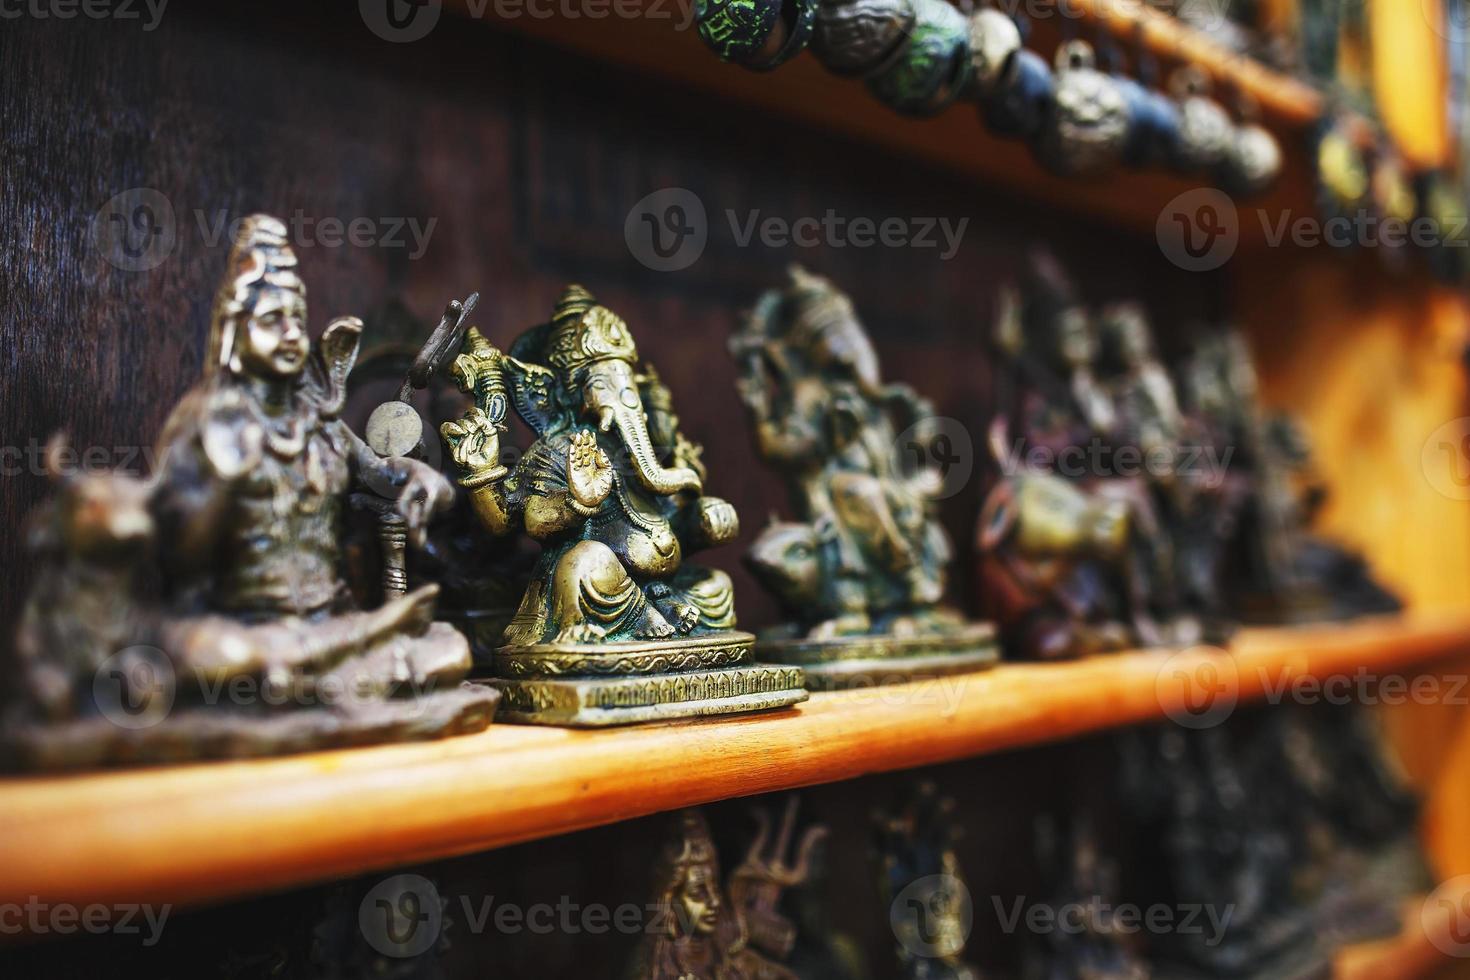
[543,286,703,497]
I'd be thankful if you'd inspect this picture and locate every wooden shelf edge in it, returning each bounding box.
[1334,885,1470,979]
[0,612,1466,914]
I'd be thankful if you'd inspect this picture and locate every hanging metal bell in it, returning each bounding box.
[1219,122,1282,197]
[1037,40,1131,177]
[1169,68,1233,173]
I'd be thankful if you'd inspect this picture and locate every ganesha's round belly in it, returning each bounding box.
[613,524,681,577]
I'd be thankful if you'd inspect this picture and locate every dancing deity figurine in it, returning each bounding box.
[3,215,498,769]
[439,286,807,725]
[631,805,823,979]
[731,267,996,689]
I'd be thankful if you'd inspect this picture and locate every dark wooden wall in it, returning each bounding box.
[0,5,1231,975]
[0,0,1225,641]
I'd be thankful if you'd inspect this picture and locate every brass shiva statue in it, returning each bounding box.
[3,215,498,769]
[439,286,807,725]
[730,267,996,689]
[632,803,825,979]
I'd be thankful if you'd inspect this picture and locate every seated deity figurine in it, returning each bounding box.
[438,286,807,725]
[729,267,997,689]
[2,215,498,769]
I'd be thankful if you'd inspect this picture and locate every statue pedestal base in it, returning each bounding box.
[754,622,999,691]
[2,622,500,770]
[491,631,808,726]
[3,687,499,771]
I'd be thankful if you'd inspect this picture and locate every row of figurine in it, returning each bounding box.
[1,213,1396,768]
[60,703,1417,980]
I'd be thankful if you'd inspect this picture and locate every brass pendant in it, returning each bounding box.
[731,267,998,689]
[440,286,808,725]
[1038,40,1132,178]
[3,214,497,770]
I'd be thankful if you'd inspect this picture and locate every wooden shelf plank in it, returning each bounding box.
[0,613,1466,913]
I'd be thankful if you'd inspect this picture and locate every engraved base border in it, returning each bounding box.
[754,622,1000,691]
[494,630,754,677]
[493,663,809,727]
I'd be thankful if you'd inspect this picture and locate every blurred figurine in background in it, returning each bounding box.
[1024,811,1148,980]
[632,804,825,979]
[732,267,997,688]
[4,214,497,768]
[1179,330,1400,622]
[978,251,1175,659]
[875,782,982,980]
[440,286,807,724]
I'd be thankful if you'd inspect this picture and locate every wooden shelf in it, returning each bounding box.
[459,0,1338,239]
[1334,888,1470,980]
[0,613,1466,915]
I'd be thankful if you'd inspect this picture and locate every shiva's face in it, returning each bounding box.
[236,285,309,378]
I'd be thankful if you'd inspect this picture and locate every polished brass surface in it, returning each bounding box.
[442,286,807,724]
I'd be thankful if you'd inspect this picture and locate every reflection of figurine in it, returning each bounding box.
[441,286,807,725]
[1025,813,1148,980]
[1257,704,1429,945]
[731,267,996,688]
[1117,721,1326,978]
[3,215,498,769]
[875,783,981,980]
[633,805,823,979]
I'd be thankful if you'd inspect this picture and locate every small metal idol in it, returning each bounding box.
[731,267,997,690]
[876,783,981,980]
[4,215,497,769]
[632,803,825,979]
[439,286,807,725]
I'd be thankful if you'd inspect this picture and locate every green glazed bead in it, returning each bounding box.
[746,0,818,71]
[866,0,973,117]
[696,0,783,66]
